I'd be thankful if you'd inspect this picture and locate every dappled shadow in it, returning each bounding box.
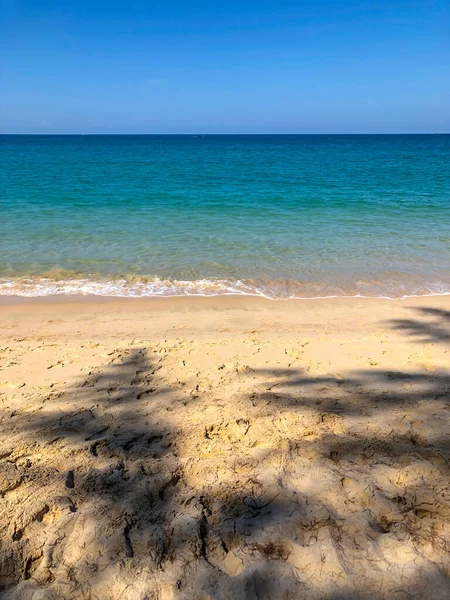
[247,366,450,443]
[387,306,450,344]
[1,307,450,598]
[0,348,182,591]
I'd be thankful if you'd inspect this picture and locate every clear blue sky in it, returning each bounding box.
[0,0,449,133]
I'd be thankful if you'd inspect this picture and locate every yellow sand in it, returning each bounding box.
[1,295,449,599]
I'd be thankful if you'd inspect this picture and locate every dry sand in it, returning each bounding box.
[1,295,449,599]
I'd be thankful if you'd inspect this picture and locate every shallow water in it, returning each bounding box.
[1,134,449,298]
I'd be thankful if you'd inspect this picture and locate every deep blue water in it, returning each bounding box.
[1,134,449,298]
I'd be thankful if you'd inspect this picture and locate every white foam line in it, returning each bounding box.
[2,274,450,300]
[0,284,450,301]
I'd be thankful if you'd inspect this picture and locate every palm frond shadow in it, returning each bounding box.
[387,306,450,344]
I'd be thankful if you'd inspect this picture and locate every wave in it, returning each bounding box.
[0,276,268,298]
[1,275,450,300]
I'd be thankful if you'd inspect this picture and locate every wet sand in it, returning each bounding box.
[1,295,450,599]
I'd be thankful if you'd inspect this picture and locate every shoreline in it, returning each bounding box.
[2,289,450,306]
[2,273,450,304]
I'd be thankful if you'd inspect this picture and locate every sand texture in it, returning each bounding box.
[1,296,450,599]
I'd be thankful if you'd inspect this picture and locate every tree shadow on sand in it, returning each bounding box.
[1,309,450,599]
[387,306,450,344]
[1,348,182,593]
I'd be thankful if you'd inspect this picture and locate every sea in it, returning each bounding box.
[1,134,449,299]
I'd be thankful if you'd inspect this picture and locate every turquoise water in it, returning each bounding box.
[1,134,449,298]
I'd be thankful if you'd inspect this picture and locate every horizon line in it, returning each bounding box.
[1,132,449,136]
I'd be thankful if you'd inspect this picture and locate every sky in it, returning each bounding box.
[0,0,449,133]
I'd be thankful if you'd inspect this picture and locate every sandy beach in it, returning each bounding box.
[1,295,449,599]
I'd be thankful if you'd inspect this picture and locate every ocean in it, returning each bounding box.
[1,134,449,299]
